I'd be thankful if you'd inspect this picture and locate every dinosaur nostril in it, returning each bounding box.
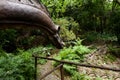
[18,0,21,2]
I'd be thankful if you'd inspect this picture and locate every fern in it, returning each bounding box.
[53,39,92,80]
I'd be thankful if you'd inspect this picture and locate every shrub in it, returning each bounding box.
[0,46,52,79]
[41,0,78,18]
[54,17,79,41]
[81,32,99,43]
[0,29,17,52]
[27,46,53,64]
[0,50,34,80]
[108,45,120,58]
[0,28,51,52]
[110,10,120,44]
[82,31,118,44]
[53,39,92,80]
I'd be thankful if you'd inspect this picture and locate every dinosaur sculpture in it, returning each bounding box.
[0,0,64,48]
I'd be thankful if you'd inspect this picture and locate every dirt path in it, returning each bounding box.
[37,45,120,80]
[37,55,70,80]
[37,60,61,80]
[78,45,120,80]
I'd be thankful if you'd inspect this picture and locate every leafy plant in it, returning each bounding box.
[41,0,78,18]
[0,51,34,80]
[0,46,52,79]
[27,46,53,64]
[0,29,17,52]
[82,31,118,44]
[110,10,120,44]
[108,45,120,58]
[54,17,78,41]
[53,39,92,80]
[71,72,91,80]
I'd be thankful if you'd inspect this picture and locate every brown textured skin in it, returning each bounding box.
[0,0,64,48]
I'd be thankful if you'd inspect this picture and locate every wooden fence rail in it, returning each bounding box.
[32,54,120,80]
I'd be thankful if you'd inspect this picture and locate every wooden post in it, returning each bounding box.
[35,57,37,80]
[60,64,64,80]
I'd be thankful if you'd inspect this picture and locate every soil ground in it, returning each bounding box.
[37,44,120,80]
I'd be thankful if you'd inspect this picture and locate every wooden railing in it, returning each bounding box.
[32,54,120,80]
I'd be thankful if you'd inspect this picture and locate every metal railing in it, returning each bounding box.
[32,54,120,80]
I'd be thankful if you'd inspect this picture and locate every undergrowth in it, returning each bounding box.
[82,32,117,43]
[0,46,52,80]
[0,50,34,80]
[53,39,93,80]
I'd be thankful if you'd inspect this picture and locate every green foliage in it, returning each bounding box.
[54,17,79,41]
[28,46,53,64]
[1,0,120,79]
[82,32,99,43]
[110,10,120,44]
[41,0,120,45]
[53,39,92,79]
[95,77,103,80]
[0,29,35,52]
[0,29,17,52]
[0,29,17,45]
[54,39,91,63]
[18,36,35,49]
[27,46,52,56]
[65,0,103,31]
[41,0,78,18]
[0,51,34,80]
[98,33,117,41]
[82,32,117,43]
[0,28,52,52]
[71,72,91,80]
[104,53,117,62]
[108,45,120,58]
[0,46,52,79]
